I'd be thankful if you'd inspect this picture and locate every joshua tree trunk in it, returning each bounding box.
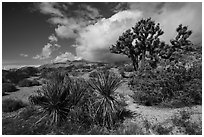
[139,51,146,71]
[131,55,138,71]
[132,60,137,71]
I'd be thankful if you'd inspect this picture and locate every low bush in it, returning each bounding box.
[70,71,80,76]
[2,83,18,93]
[31,79,41,86]
[152,109,202,135]
[2,106,50,135]
[2,99,27,112]
[130,62,202,107]
[89,71,98,78]
[171,110,202,135]
[40,68,57,79]
[18,79,33,87]
[2,67,39,84]
[123,65,134,72]
[18,79,40,87]
[153,124,173,135]
[18,67,39,76]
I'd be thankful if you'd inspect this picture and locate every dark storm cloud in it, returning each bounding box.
[36,2,101,40]
[112,2,129,13]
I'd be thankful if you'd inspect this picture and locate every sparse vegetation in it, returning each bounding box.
[152,109,202,135]
[171,110,202,135]
[18,79,40,87]
[2,83,18,93]
[2,67,39,84]
[89,71,98,78]
[2,99,27,112]
[130,60,202,107]
[26,70,132,133]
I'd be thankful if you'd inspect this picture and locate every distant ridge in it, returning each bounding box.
[38,59,107,69]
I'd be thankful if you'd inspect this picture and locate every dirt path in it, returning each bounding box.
[2,85,42,104]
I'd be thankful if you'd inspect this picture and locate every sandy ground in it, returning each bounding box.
[2,85,42,104]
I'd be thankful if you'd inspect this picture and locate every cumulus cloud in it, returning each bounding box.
[157,3,201,45]
[48,34,58,42]
[55,24,79,39]
[33,43,61,60]
[128,2,202,45]
[75,10,142,62]
[38,2,63,17]
[20,53,28,57]
[33,33,61,60]
[53,52,82,62]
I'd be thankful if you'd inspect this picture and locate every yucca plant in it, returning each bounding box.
[29,72,88,126]
[88,70,124,129]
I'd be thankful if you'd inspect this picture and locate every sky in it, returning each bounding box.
[2,2,202,69]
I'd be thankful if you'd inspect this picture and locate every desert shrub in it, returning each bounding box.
[3,71,28,84]
[111,121,145,135]
[18,67,39,76]
[89,71,98,78]
[2,99,27,112]
[88,70,129,129]
[153,124,173,135]
[18,79,32,87]
[171,110,202,135]
[2,90,6,96]
[2,70,9,83]
[70,71,80,76]
[2,83,18,93]
[123,65,134,72]
[130,61,202,106]
[29,72,89,126]
[118,68,126,78]
[31,79,41,86]
[18,79,39,87]
[82,65,91,70]
[40,68,57,79]
[2,67,39,84]
[18,106,38,120]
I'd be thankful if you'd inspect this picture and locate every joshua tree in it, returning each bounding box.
[110,18,193,71]
[110,18,165,71]
[159,24,193,62]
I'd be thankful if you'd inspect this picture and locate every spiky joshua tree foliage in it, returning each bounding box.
[88,70,124,129]
[110,18,165,71]
[159,24,193,62]
[29,72,88,126]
